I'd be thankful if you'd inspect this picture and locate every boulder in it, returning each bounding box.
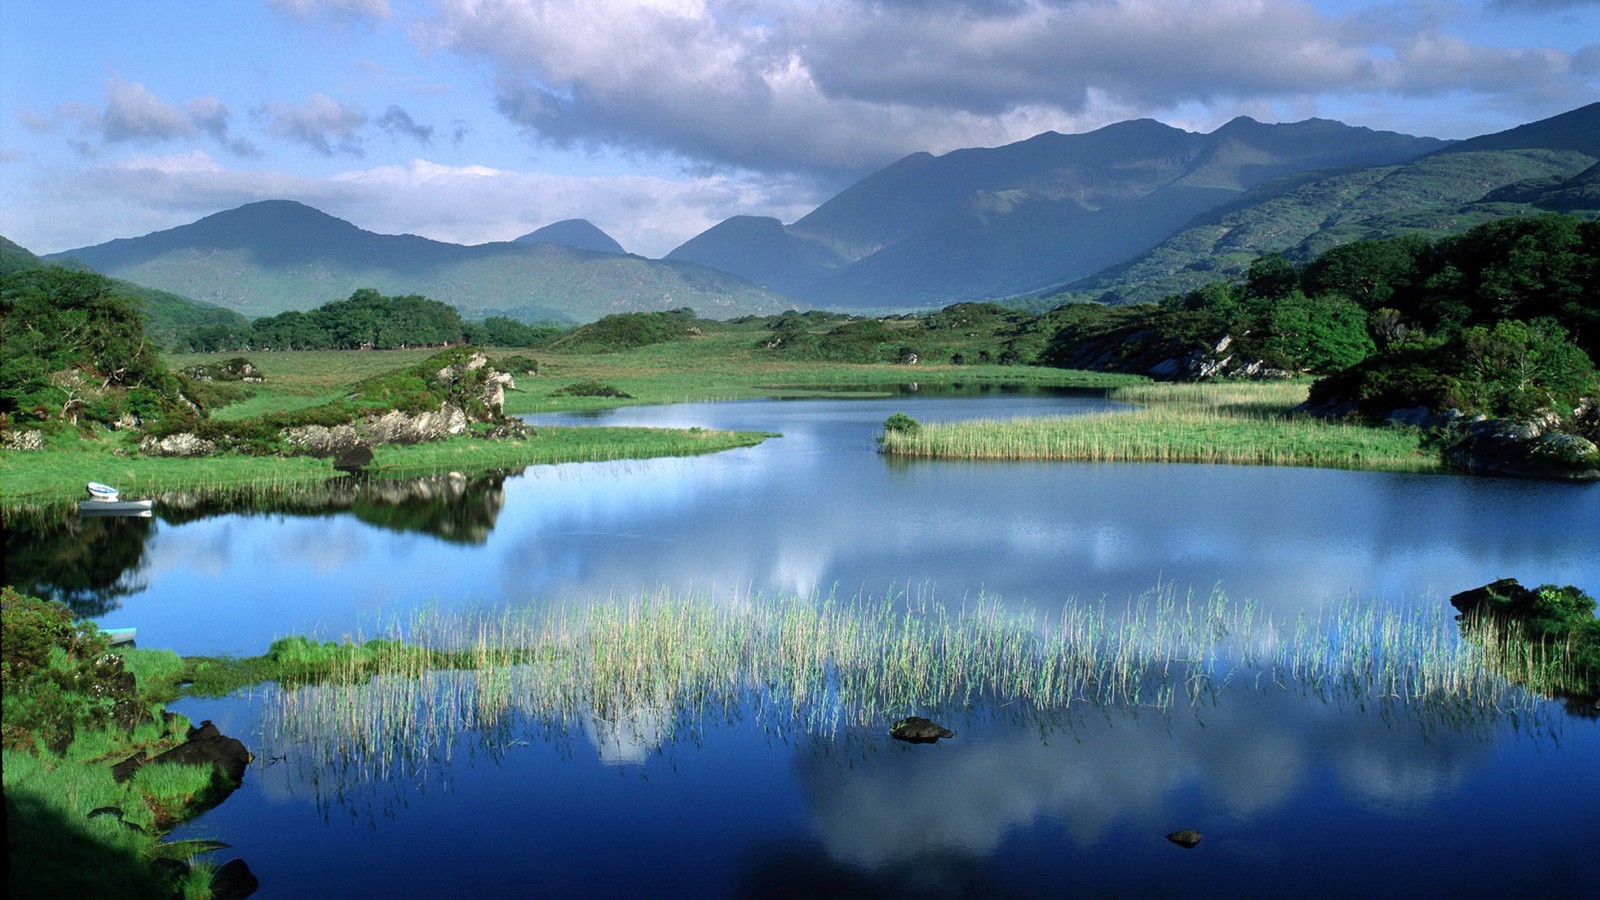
[890,716,954,744]
[113,720,252,790]
[139,432,217,457]
[1166,829,1203,848]
[210,858,259,900]
[333,443,374,473]
[1443,418,1600,480]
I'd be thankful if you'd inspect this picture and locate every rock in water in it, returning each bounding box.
[1166,829,1203,849]
[890,716,954,743]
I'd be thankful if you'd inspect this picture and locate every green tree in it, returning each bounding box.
[1456,318,1597,419]
[1,268,173,422]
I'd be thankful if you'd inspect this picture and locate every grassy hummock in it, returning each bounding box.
[880,381,1442,472]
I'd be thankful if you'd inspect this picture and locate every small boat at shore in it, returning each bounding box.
[82,482,154,515]
[104,628,137,646]
[79,499,155,516]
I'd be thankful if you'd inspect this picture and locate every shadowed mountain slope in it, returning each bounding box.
[669,116,1446,308]
[49,201,789,322]
[1056,102,1600,304]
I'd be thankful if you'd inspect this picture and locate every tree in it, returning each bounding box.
[1,268,173,421]
[1301,236,1426,310]
[1261,291,1376,373]
[1456,318,1597,420]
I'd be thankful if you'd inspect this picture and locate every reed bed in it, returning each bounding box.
[880,381,1441,472]
[260,585,1575,787]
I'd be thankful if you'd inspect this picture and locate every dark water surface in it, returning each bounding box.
[11,389,1600,897]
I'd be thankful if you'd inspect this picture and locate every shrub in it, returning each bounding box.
[551,380,633,399]
[883,412,922,435]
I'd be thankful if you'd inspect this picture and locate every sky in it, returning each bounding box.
[2,0,1597,259]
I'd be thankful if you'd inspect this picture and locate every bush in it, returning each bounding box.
[1,588,125,752]
[551,380,633,399]
[883,412,921,435]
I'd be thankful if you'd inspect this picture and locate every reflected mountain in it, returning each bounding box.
[2,506,153,617]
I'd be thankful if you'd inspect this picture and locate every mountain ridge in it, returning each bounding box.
[668,115,1449,307]
[49,201,789,322]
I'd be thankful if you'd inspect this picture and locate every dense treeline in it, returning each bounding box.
[176,288,555,352]
[1033,214,1598,426]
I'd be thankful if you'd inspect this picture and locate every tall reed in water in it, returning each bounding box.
[261,585,1577,786]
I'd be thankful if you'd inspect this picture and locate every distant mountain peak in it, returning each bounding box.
[514,219,627,255]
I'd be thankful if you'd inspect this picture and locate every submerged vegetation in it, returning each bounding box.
[879,381,1441,471]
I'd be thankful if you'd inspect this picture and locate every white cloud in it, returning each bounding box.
[101,76,196,143]
[328,158,821,255]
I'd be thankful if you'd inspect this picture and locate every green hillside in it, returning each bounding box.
[1,235,250,350]
[1048,103,1600,306]
[1054,148,1599,305]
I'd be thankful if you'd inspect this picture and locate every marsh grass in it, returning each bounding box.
[259,585,1575,788]
[881,381,1440,472]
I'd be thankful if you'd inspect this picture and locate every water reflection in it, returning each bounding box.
[3,506,153,616]
[204,678,1594,899]
[2,472,513,618]
[155,471,513,545]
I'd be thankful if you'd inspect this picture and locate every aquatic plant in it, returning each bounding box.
[257,584,1581,791]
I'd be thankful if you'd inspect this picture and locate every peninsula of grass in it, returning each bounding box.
[880,380,1442,472]
[0,423,772,505]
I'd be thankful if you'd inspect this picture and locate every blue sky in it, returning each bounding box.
[2,0,1597,258]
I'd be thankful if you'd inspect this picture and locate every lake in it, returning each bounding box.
[10,388,1600,897]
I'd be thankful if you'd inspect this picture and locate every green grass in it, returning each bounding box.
[880,381,1442,472]
[0,419,771,505]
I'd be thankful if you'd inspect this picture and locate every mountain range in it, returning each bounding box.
[46,202,787,322]
[667,115,1451,307]
[33,101,1600,321]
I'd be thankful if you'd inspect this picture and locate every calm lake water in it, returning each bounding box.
[10,388,1600,897]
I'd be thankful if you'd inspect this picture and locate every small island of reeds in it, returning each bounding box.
[878,381,1442,472]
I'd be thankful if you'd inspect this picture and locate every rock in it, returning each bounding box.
[1444,418,1600,480]
[332,443,374,473]
[211,858,259,899]
[1166,829,1203,848]
[890,716,954,743]
[139,432,217,457]
[113,720,252,789]
[1,429,46,451]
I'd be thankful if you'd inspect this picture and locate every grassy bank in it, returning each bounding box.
[880,380,1442,472]
[1,339,1130,505]
[0,423,772,505]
